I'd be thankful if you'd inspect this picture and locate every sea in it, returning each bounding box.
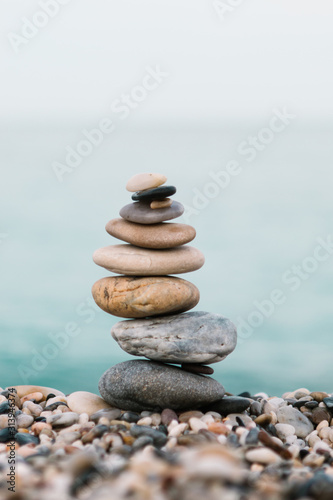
[1,121,332,397]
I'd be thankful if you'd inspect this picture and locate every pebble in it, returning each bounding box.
[255,413,272,426]
[275,423,295,441]
[161,409,178,426]
[92,276,199,318]
[15,433,39,446]
[181,364,214,375]
[16,414,34,428]
[119,200,184,224]
[189,418,208,432]
[0,428,16,442]
[99,360,225,412]
[93,243,204,275]
[105,219,196,249]
[47,413,79,427]
[132,185,176,201]
[130,425,167,448]
[66,391,116,417]
[21,392,44,403]
[8,385,65,399]
[310,406,331,424]
[277,405,314,439]
[203,396,251,415]
[126,173,167,192]
[111,311,237,364]
[245,448,281,465]
[150,198,172,209]
[323,396,333,411]
[310,391,329,402]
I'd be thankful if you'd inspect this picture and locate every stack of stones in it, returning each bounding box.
[92,173,238,412]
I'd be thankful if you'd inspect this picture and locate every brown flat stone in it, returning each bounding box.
[105,219,196,249]
[150,198,172,209]
[92,276,200,318]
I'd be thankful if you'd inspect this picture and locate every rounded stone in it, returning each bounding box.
[67,391,116,417]
[7,386,65,400]
[132,185,176,202]
[111,311,237,364]
[105,219,196,249]
[92,276,200,318]
[151,199,172,210]
[126,173,167,192]
[99,360,225,412]
[120,201,184,224]
[92,244,205,276]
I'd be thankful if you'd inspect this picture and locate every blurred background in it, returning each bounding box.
[1,0,332,396]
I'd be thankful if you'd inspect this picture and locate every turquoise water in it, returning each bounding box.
[1,123,332,397]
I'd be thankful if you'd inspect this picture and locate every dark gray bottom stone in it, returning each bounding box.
[202,396,251,415]
[99,360,225,412]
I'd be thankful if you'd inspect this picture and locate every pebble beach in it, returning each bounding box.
[1,386,333,499]
[2,172,332,498]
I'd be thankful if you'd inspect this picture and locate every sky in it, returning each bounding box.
[1,0,333,123]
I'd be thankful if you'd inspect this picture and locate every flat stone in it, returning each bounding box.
[99,360,225,412]
[126,173,167,192]
[7,386,64,400]
[151,199,172,209]
[245,448,281,465]
[92,276,199,318]
[93,244,205,276]
[181,364,214,375]
[67,391,116,417]
[119,201,184,224]
[105,219,196,249]
[310,391,329,402]
[111,311,237,364]
[202,396,251,415]
[277,405,313,439]
[132,185,176,201]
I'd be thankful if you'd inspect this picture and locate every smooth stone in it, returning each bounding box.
[47,412,79,427]
[93,244,204,276]
[15,433,39,446]
[90,408,122,423]
[132,185,176,201]
[150,198,172,209]
[245,448,281,465]
[99,360,225,412]
[310,391,329,402]
[275,423,296,441]
[202,396,251,415]
[310,407,331,424]
[161,409,179,426]
[0,401,10,414]
[0,428,17,442]
[126,173,167,192]
[119,201,184,224]
[181,364,214,375]
[7,386,64,400]
[92,276,199,318]
[323,396,333,411]
[106,219,196,249]
[67,391,116,417]
[111,311,237,364]
[130,425,167,447]
[277,406,314,439]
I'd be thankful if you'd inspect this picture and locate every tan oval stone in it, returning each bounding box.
[67,391,116,417]
[7,386,65,400]
[92,276,200,318]
[126,173,167,192]
[105,219,196,249]
[21,392,44,403]
[150,198,172,209]
[93,244,205,275]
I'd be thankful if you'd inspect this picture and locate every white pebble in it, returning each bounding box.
[167,420,179,432]
[79,413,89,425]
[317,420,329,431]
[275,423,296,441]
[189,417,208,432]
[201,414,214,425]
[307,430,320,448]
[246,448,281,465]
[217,434,227,445]
[168,423,188,438]
[137,417,152,426]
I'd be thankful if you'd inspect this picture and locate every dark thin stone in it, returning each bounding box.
[35,416,47,422]
[181,364,214,375]
[266,424,278,438]
[304,401,319,409]
[0,391,9,399]
[15,433,39,446]
[46,393,57,401]
[120,412,140,423]
[202,396,251,416]
[132,185,176,201]
[323,397,333,412]
[245,427,259,445]
[130,425,167,448]
[0,401,10,414]
[44,402,68,411]
[238,391,251,398]
[132,435,154,451]
[236,416,246,427]
[0,428,17,443]
[299,449,310,460]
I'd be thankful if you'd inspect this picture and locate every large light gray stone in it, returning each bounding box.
[99,360,225,412]
[111,311,237,364]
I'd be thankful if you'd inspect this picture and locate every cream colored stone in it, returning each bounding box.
[8,385,65,400]
[126,173,167,192]
[106,219,196,249]
[150,198,172,209]
[93,244,205,275]
[92,276,199,318]
[67,391,115,417]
